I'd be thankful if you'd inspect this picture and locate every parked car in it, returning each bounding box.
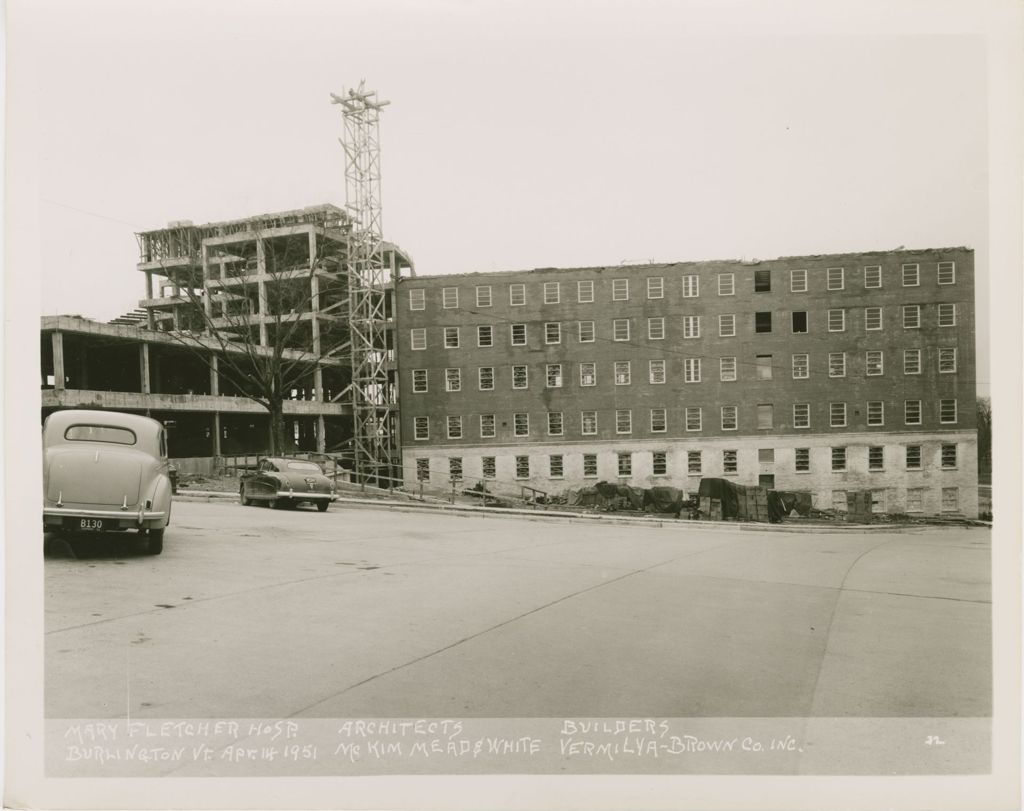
[240,457,337,511]
[42,409,172,555]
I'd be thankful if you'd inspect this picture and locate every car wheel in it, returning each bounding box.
[317,501,329,513]
[267,498,278,510]
[239,486,251,506]
[146,528,164,556]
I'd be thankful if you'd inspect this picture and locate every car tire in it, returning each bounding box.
[240,487,251,507]
[267,498,278,510]
[317,501,329,513]
[146,528,164,555]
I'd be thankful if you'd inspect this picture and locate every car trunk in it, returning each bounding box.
[46,448,143,506]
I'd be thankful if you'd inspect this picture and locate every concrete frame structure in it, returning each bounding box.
[395,248,979,517]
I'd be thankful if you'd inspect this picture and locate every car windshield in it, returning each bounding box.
[64,424,137,445]
[286,461,322,472]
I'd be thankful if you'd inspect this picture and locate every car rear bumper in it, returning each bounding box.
[275,491,336,501]
[43,507,167,529]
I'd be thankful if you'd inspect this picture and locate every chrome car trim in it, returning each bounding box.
[44,507,167,520]
[275,491,335,500]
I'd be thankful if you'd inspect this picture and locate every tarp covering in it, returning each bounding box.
[594,481,645,510]
[697,478,794,523]
[643,486,686,515]
[774,490,812,517]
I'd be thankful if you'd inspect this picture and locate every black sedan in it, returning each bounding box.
[240,457,337,512]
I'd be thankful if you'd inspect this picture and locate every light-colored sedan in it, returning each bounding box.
[42,409,173,555]
[240,457,337,511]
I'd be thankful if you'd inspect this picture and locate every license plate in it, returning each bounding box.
[78,518,105,531]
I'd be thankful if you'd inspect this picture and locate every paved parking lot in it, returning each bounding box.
[45,500,991,720]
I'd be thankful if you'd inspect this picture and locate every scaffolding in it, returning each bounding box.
[332,83,399,486]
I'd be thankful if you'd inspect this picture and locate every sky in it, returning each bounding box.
[15,0,1007,393]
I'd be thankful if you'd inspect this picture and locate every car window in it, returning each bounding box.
[65,424,137,445]
[286,462,322,472]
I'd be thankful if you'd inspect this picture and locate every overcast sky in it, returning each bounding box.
[21,0,998,391]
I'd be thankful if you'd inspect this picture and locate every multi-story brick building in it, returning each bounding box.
[395,248,978,517]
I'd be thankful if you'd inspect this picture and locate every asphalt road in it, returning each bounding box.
[45,500,991,720]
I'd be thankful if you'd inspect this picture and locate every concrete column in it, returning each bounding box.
[313,365,324,402]
[212,412,222,457]
[139,343,151,394]
[201,243,213,324]
[316,414,326,453]
[209,355,220,397]
[256,237,268,346]
[145,271,153,299]
[51,331,65,391]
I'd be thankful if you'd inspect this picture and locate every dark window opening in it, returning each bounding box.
[754,270,771,292]
[755,312,772,333]
[792,311,808,333]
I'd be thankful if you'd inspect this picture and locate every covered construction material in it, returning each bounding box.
[565,483,687,515]
[697,478,789,523]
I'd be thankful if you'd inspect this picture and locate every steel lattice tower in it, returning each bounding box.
[332,83,398,486]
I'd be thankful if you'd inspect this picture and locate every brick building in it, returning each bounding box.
[395,248,978,517]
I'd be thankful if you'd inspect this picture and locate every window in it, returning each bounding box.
[754,269,771,292]
[832,491,848,512]
[545,364,562,388]
[445,368,461,392]
[757,404,773,430]
[864,266,882,288]
[942,444,957,468]
[828,352,846,378]
[510,323,527,345]
[723,449,738,473]
[579,362,597,386]
[509,283,526,306]
[939,347,957,373]
[940,399,958,424]
[685,407,702,432]
[793,403,810,428]
[650,408,667,432]
[449,457,463,480]
[647,277,664,299]
[678,315,700,339]
[653,451,668,476]
[409,288,426,310]
[941,488,959,512]
[905,400,922,425]
[720,357,737,381]
[868,446,884,470]
[906,445,922,469]
[512,365,529,389]
[755,312,772,333]
[756,354,773,380]
[547,411,564,436]
[549,455,564,478]
[442,287,458,309]
[938,261,956,285]
[830,402,847,427]
[513,413,529,437]
[682,275,700,298]
[904,349,922,375]
[827,267,844,290]
[903,304,921,329]
[617,452,632,476]
[792,354,809,379]
[832,447,847,471]
[648,317,666,340]
[482,456,496,479]
[906,488,924,512]
[477,325,493,347]
[616,409,632,434]
[721,405,738,430]
[938,304,957,327]
[413,416,429,440]
[758,448,775,464]
[649,360,666,384]
[416,458,430,481]
[476,285,492,307]
[447,416,463,439]
[613,319,630,341]
[792,311,808,333]
[865,350,884,376]
[688,451,702,475]
[902,264,920,286]
[612,278,629,301]
[827,309,845,332]
[410,328,427,350]
[719,314,736,337]
[790,269,808,292]
[478,366,494,390]
[867,401,884,426]
[684,358,701,383]
[412,369,428,393]
[583,454,598,477]
[444,327,460,348]
[865,307,882,330]
[577,280,594,303]
[795,448,810,472]
[545,322,561,344]
[578,321,595,342]
[581,411,598,435]
[614,361,631,385]
[515,455,530,479]
[543,281,560,304]
[718,273,735,295]
[480,414,496,438]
